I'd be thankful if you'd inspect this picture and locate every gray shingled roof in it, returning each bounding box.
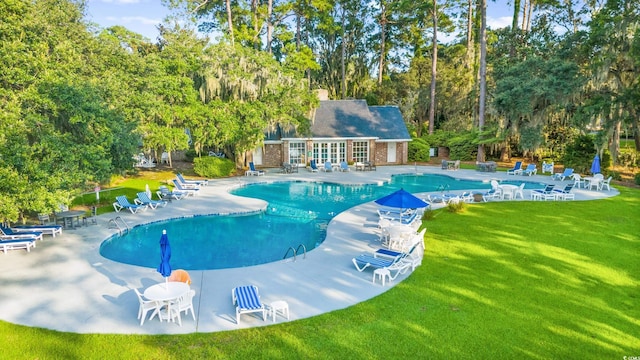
[368,105,411,140]
[266,100,410,141]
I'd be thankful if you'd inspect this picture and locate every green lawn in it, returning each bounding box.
[2,187,639,359]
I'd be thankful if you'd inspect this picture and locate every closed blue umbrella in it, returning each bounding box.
[375,188,428,210]
[157,229,172,287]
[591,154,601,175]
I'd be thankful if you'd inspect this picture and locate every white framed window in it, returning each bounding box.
[288,142,306,165]
[312,141,346,164]
[352,141,369,163]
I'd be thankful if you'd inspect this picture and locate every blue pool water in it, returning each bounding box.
[99,174,544,270]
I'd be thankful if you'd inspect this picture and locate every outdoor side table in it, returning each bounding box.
[373,268,391,286]
[270,300,289,322]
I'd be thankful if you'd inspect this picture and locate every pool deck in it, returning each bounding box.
[0,165,618,334]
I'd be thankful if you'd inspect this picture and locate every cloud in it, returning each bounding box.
[488,15,512,30]
[98,0,143,4]
[105,16,161,25]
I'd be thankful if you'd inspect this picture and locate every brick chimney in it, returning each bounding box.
[315,89,329,101]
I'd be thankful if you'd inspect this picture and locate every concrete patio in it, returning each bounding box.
[0,164,617,334]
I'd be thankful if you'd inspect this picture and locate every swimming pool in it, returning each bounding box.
[99,212,325,270]
[99,174,544,270]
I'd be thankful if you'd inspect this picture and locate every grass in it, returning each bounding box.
[71,170,180,214]
[2,185,639,359]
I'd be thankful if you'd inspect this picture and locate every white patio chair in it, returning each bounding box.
[176,290,196,321]
[601,176,612,191]
[572,174,585,188]
[587,173,604,190]
[37,213,53,225]
[514,183,525,199]
[134,288,157,326]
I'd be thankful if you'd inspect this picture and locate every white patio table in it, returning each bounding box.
[498,184,518,200]
[144,282,190,322]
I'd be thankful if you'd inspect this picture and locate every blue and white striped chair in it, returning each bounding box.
[232,285,267,324]
[113,195,148,214]
[177,173,208,187]
[135,192,168,209]
[172,180,200,196]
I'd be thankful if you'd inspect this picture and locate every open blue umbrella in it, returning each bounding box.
[157,229,172,287]
[591,154,601,175]
[375,188,428,210]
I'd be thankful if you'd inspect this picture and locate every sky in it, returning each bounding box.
[85,0,514,42]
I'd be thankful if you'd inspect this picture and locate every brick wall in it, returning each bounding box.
[263,144,282,167]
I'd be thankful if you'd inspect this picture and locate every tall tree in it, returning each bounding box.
[466,0,474,68]
[0,0,140,221]
[582,0,640,156]
[476,0,487,162]
[195,43,316,165]
[428,0,438,134]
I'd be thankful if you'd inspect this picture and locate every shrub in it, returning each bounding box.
[447,132,478,161]
[562,135,596,173]
[421,208,435,221]
[185,149,197,162]
[607,171,622,181]
[408,137,431,162]
[193,156,236,178]
[618,149,638,168]
[635,173,640,186]
[446,201,466,213]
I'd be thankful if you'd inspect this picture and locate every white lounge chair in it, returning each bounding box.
[245,162,265,176]
[459,192,474,202]
[552,183,575,200]
[309,160,319,172]
[531,184,556,200]
[482,180,503,201]
[171,180,200,196]
[232,285,267,324]
[9,224,62,238]
[177,173,208,187]
[0,238,37,254]
[353,241,421,272]
[352,254,400,272]
[506,161,523,175]
[10,224,61,238]
[157,185,186,200]
[0,226,43,241]
[135,192,168,209]
[552,168,574,181]
[113,195,148,213]
[522,164,537,176]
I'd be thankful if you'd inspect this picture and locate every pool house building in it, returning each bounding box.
[254,99,412,168]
